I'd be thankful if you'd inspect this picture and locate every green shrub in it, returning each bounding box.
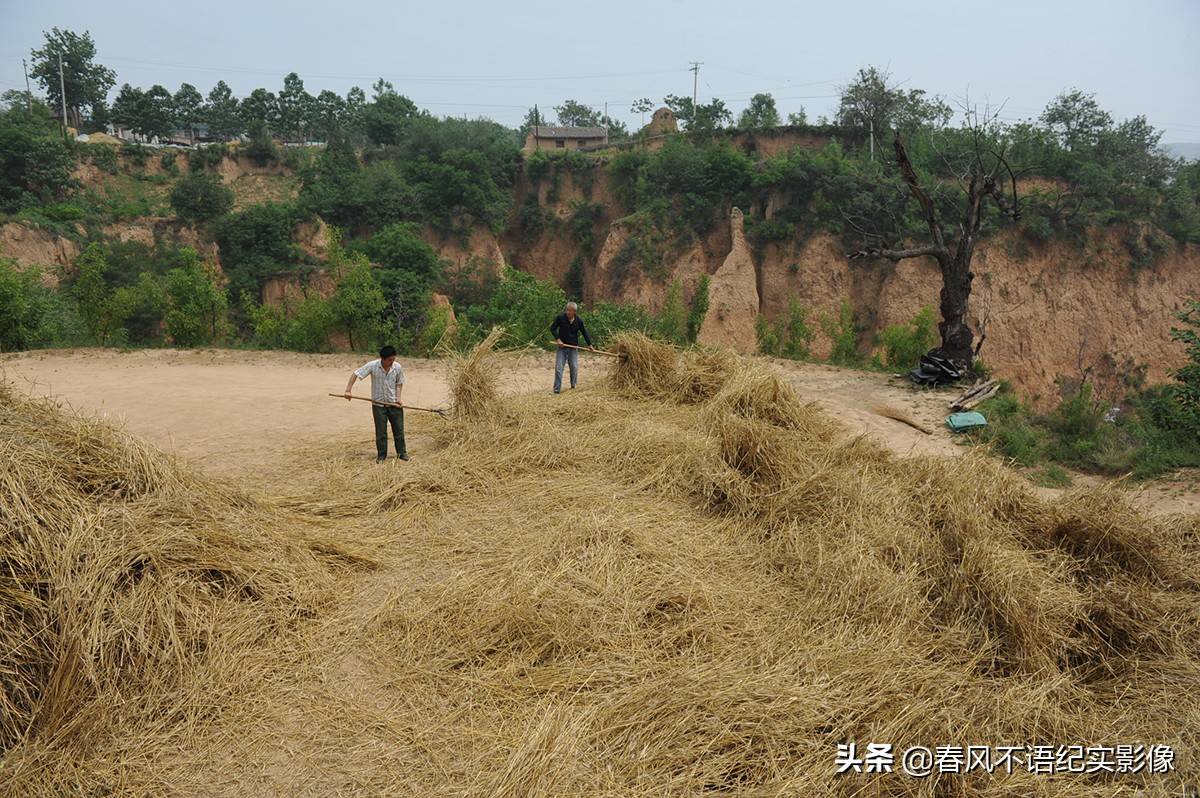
[973,391,1045,467]
[81,142,119,174]
[822,299,862,366]
[243,291,287,348]
[329,260,388,351]
[170,171,234,224]
[876,305,938,370]
[110,271,167,344]
[282,294,334,352]
[587,301,656,345]
[216,202,305,300]
[164,250,228,346]
[159,150,178,175]
[685,275,710,344]
[0,106,76,211]
[39,202,86,221]
[657,281,688,345]
[464,267,565,348]
[189,143,228,172]
[243,121,278,166]
[755,315,780,356]
[1031,464,1072,488]
[123,143,149,168]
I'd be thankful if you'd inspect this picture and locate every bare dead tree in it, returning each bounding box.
[849,111,1022,367]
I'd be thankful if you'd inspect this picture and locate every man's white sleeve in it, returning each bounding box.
[354,360,376,380]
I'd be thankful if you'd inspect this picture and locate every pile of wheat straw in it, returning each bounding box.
[3,334,1198,795]
[0,382,375,794]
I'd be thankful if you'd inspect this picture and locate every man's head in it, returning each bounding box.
[379,345,397,369]
[565,301,578,321]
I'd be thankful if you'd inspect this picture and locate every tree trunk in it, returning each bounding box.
[936,248,974,366]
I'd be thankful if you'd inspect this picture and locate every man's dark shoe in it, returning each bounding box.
[375,456,386,463]
[398,454,410,461]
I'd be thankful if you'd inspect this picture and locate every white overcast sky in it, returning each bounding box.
[1,0,1198,142]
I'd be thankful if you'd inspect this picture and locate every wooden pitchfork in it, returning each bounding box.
[329,394,448,416]
[558,342,625,359]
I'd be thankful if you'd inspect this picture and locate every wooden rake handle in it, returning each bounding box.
[329,394,447,416]
[558,342,625,359]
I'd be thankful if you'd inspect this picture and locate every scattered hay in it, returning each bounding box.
[0,382,363,792]
[608,331,678,399]
[448,326,504,419]
[5,335,1200,795]
[675,347,738,404]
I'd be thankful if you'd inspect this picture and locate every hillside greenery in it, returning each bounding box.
[1,34,1197,477]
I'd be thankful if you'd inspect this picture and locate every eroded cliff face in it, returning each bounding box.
[4,155,1194,404]
[500,168,1198,403]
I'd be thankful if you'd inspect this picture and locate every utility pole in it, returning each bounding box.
[689,61,703,111]
[869,118,874,161]
[57,51,68,137]
[22,58,33,113]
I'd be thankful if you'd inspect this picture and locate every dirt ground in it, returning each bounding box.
[2,347,1195,515]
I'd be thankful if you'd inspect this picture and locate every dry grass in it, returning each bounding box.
[448,326,505,420]
[2,337,1198,796]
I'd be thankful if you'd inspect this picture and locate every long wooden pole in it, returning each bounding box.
[558,343,624,359]
[329,394,446,415]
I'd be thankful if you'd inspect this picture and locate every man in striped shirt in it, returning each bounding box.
[344,345,409,462]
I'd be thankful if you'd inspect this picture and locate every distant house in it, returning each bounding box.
[523,125,608,152]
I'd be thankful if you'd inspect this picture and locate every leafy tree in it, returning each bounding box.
[110,83,174,139]
[786,108,808,126]
[72,244,125,344]
[518,106,544,140]
[276,72,314,141]
[663,95,732,133]
[345,86,367,135]
[204,81,241,139]
[216,202,303,300]
[1,89,35,112]
[837,66,952,135]
[0,261,48,351]
[172,83,204,140]
[0,105,75,211]
[170,171,235,223]
[631,98,654,127]
[329,260,388,350]
[554,99,600,127]
[29,28,115,129]
[110,84,141,131]
[164,250,228,346]
[738,93,780,129]
[110,271,167,343]
[465,266,565,348]
[356,222,442,337]
[1040,89,1113,151]
[281,294,334,352]
[848,118,1021,367]
[312,89,347,141]
[362,85,419,146]
[240,88,278,130]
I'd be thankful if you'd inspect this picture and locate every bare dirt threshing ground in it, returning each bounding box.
[1,338,1198,796]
